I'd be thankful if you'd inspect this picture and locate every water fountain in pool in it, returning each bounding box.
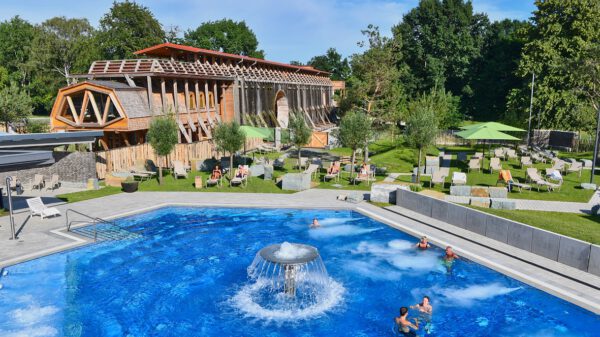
[232,242,344,321]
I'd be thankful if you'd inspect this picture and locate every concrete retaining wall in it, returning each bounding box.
[396,188,598,276]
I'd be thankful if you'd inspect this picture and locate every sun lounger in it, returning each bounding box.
[505,149,518,160]
[550,159,565,172]
[566,161,582,177]
[429,171,446,188]
[26,197,60,219]
[353,167,376,185]
[472,152,484,160]
[46,174,61,191]
[494,148,505,159]
[31,174,45,191]
[130,160,157,181]
[497,169,530,192]
[489,157,502,173]
[531,153,546,164]
[206,169,223,187]
[468,159,480,172]
[452,172,467,186]
[520,156,532,168]
[323,162,341,182]
[304,164,320,180]
[172,160,189,179]
[230,165,249,187]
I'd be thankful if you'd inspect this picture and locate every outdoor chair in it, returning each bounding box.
[172,160,189,179]
[473,152,484,160]
[7,176,23,195]
[130,160,157,181]
[31,174,45,191]
[230,165,249,187]
[520,156,533,168]
[46,174,61,191]
[273,156,285,169]
[429,171,446,188]
[497,170,530,192]
[323,162,341,182]
[304,164,320,181]
[550,159,565,173]
[206,168,223,188]
[296,157,308,170]
[26,197,61,220]
[452,172,467,186]
[506,149,518,160]
[531,153,546,164]
[567,161,583,177]
[353,166,376,185]
[468,159,481,172]
[494,148,505,159]
[489,157,502,173]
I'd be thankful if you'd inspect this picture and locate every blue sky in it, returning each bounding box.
[0,0,536,63]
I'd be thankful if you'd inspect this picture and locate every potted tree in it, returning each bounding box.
[121,176,139,193]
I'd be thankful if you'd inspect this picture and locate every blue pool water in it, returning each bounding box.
[0,207,598,336]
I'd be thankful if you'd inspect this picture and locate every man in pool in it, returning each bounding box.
[415,236,431,250]
[310,218,321,228]
[444,246,459,261]
[395,306,419,336]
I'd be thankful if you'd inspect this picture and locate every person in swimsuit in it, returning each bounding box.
[211,165,222,180]
[444,246,459,261]
[395,307,419,336]
[416,236,431,250]
[411,296,433,333]
[310,217,321,228]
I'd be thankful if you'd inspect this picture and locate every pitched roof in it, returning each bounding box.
[134,43,330,75]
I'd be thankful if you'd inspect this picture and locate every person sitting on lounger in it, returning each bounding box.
[310,217,321,228]
[211,165,222,180]
[328,161,340,174]
[416,236,431,250]
[235,165,247,178]
[395,307,419,336]
[359,162,369,178]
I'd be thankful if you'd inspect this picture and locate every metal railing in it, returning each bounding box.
[65,209,119,242]
[6,176,16,240]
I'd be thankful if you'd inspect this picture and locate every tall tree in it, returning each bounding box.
[213,122,246,178]
[0,82,33,129]
[0,16,36,86]
[307,48,351,81]
[393,0,489,99]
[506,0,600,131]
[147,116,178,185]
[97,1,165,59]
[185,19,264,58]
[409,87,461,130]
[349,25,405,128]
[337,110,373,179]
[288,113,312,168]
[405,104,438,184]
[466,19,528,121]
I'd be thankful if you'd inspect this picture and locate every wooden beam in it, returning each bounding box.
[102,95,111,124]
[79,91,90,124]
[173,79,179,113]
[86,91,103,125]
[160,78,167,113]
[213,81,221,123]
[146,76,153,113]
[204,81,213,125]
[184,79,190,113]
[66,96,79,124]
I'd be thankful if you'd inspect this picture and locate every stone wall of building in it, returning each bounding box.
[0,151,96,187]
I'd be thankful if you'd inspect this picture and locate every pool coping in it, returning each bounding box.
[0,191,599,315]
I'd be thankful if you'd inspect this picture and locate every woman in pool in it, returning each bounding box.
[310,218,321,228]
[394,307,419,336]
[415,236,431,250]
[411,296,433,333]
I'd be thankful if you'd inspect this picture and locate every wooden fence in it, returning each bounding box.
[95,137,263,179]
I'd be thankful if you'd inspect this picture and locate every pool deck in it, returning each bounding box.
[0,189,599,314]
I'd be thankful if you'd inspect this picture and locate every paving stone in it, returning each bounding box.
[471,187,490,198]
[489,187,508,199]
[450,185,471,197]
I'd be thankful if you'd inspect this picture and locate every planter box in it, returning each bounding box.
[121,181,139,193]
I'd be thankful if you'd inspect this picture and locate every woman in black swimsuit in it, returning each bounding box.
[415,236,431,250]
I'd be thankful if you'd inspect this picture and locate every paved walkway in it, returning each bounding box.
[0,190,599,313]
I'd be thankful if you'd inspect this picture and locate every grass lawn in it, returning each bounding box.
[472,207,600,244]
[57,186,122,203]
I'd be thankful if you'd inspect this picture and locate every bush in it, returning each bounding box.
[409,184,423,192]
[26,120,50,133]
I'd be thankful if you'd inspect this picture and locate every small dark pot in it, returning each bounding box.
[121,181,139,193]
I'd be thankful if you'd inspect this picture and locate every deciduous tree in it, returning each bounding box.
[288,113,312,168]
[307,48,350,81]
[0,82,33,130]
[404,104,438,184]
[213,122,246,178]
[185,19,264,58]
[336,110,373,178]
[147,116,179,184]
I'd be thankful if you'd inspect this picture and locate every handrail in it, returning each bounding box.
[65,209,118,242]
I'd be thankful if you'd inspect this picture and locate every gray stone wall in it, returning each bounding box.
[0,151,96,186]
[396,188,599,276]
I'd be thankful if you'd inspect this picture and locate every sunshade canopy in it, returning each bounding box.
[240,126,272,140]
[459,122,525,132]
[455,127,520,141]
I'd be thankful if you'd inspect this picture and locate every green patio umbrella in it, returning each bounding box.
[456,127,520,170]
[240,125,273,140]
[459,121,525,132]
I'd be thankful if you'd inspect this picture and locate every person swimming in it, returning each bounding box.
[394,306,419,336]
[444,246,459,261]
[416,236,431,250]
[410,296,432,315]
[310,217,321,228]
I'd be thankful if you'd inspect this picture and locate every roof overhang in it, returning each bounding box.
[0,150,55,168]
[0,131,104,149]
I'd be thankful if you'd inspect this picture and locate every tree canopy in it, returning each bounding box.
[185,19,264,58]
[288,113,312,167]
[213,121,246,177]
[147,115,179,184]
[97,0,165,59]
[337,110,373,177]
[307,48,350,81]
[404,102,438,183]
[0,82,33,129]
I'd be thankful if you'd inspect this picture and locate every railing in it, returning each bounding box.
[65,209,119,242]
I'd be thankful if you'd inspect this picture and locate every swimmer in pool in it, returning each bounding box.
[310,217,321,228]
[416,236,431,250]
[395,306,419,336]
[444,246,459,261]
[411,296,433,333]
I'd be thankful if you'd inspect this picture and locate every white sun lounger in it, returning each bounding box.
[26,197,61,219]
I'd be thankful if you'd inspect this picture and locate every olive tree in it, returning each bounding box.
[147,116,178,184]
[337,110,373,178]
[404,106,438,184]
[213,121,246,178]
[288,112,312,168]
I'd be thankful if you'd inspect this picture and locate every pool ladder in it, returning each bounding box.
[65,209,140,242]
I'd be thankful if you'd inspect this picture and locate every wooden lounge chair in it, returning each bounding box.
[494,148,505,159]
[497,170,530,192]
[26,197,60,219]
[130,160,157,181]
[205,169,223,187]
[31,174,45,191]
[550,159,565,173]
[304,164,320,180]
[473,152,484,160]
[452,172,467,186]
[172,160,188,179]
[230,165,249,187]
[567,161,583,177]
[468,159,480,172]
[46,174,61,191]
[506,149,518,160]
[429,171,446,188]
[520,156,532,168]
[489,157,502,173]
[353,166,376,185]
[531,153,546,164]
[323,162,341,182]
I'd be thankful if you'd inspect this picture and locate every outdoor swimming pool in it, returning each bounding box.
[0,207,598,336]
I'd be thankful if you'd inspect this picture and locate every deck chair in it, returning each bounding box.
[506,149,518,160]
[46,174,61,191]
[550,159,565,173]
[304,164,320,180]
[566,161,583,177]
[452,172,467,186]
[353,166,376,185]
[172,160,188,179]
[130,160,157,181]
[494,148,505,159]
[323,162,341,182]
[468,159,480,172]
[205,169,223,187]
[429,171,446,188]
[273,156,285,169]
[520,156,533,168]
[26,197,60,219]
[497,170,530,192]
[489,157,502,173]
[31,174,45,191]
[531,153,546,164]
[230,165,249,187]
[473,152,484,160]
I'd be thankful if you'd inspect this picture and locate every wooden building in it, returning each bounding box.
[50,43,335,149]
